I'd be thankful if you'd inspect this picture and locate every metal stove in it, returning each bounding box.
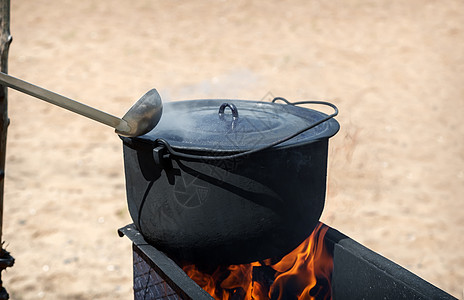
[119,223,456,300]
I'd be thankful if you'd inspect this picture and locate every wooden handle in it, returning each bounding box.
[0,72,130,132]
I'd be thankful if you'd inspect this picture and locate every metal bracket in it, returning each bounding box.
[153,145,170,167]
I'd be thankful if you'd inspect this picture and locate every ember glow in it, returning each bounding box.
[182,223,333,300]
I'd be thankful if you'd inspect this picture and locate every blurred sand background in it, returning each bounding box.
[3,0,464,299]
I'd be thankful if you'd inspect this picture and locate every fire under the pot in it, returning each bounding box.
[119,222,456,300]
[180,223,332,300]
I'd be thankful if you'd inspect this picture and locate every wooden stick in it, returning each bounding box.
[0,2,14,299]
[0,0,11,247]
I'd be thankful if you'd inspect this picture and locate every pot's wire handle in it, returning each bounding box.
[155,98,338,161]
[272,97,339,114]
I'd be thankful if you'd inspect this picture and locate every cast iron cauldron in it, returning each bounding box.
[120,98,339,265]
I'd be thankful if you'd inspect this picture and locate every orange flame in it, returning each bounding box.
[182,223,333,300]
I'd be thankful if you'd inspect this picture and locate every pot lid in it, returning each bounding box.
[133,99,339,152]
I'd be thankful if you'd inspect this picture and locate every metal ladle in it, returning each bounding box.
[0,72,163,137]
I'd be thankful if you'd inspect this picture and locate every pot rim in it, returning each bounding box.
[122,98,340,154]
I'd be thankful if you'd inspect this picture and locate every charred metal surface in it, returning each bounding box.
[119,224,213,300]
[133,246,182,300]
[324,227,457,300]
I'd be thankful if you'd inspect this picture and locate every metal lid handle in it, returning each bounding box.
[218,103,239,120]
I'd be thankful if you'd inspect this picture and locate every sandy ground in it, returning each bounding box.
[2,0,463,299]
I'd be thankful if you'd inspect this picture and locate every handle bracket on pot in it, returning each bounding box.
[153,145,171,167]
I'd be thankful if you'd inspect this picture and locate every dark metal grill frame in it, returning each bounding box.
[119,223,457,300]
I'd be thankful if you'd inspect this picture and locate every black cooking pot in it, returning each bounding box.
[120,97,339,265]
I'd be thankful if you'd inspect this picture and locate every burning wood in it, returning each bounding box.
[181,223,333,300]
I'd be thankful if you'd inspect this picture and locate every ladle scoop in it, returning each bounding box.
[0,72,163,137]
